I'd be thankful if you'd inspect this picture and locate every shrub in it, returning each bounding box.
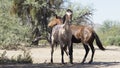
[97,20,120,46]
[0,0,32,49]
[0,50,32,64]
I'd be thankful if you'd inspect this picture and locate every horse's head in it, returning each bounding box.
[48,15,63,28]
[65,9,73,23]
[62,9,73,30]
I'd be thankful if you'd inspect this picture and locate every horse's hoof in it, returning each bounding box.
[62,63,65,64]
[88,61,92,64]
[50,61,53,64]
[70,61,73,64]
[62,62,65,64]
[49,62,53,64]
[81,61,85,64]
[69,59,73,64]
[50,62,53,64]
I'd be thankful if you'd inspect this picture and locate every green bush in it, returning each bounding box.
[114,36,120,46]
[0,50,32,64]
[0,0,32,49]
[106,36,115,45]
[97,20,120,46]
[0,17,32,49]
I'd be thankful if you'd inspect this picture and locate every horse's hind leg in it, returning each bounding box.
[60,45,65,64]
[81,43,89,63]
[88,43,95,64]
[51,43,54,63]
[69,43,73,64]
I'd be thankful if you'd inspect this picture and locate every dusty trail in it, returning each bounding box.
[0,46,120,68]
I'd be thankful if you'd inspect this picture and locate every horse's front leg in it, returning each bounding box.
[51,43,54,63]
[60,44,65,64]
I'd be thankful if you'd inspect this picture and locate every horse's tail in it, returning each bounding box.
[93,32,105,50]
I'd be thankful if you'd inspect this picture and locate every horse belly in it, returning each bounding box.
[72,35,81,43]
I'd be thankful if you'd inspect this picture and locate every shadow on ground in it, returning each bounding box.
[0,62,120,68]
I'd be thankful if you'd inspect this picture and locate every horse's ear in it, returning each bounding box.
[53,13,58,19]
[55,15,58,19]
[66,9,73,14]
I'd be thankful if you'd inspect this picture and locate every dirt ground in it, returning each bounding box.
[0,46,120,68]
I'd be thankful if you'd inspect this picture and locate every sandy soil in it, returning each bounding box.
[0,46,120,68]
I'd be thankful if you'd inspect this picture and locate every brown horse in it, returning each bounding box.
[50,13,73,64]
[48,15,105,64]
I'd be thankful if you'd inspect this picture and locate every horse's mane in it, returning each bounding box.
[54,14,62,20]
[62,14,66,23]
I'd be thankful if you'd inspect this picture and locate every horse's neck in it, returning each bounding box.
[63,21,70,31]
[62,15,71,31]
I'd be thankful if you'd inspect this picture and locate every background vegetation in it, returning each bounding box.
[0,0,32,49]
[97,20,120,46]
[0,0,120,50]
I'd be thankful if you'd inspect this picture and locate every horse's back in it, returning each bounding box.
[70,24,95,43]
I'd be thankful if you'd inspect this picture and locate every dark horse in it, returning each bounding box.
[48,14,105,64]
[50,12,73,64]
